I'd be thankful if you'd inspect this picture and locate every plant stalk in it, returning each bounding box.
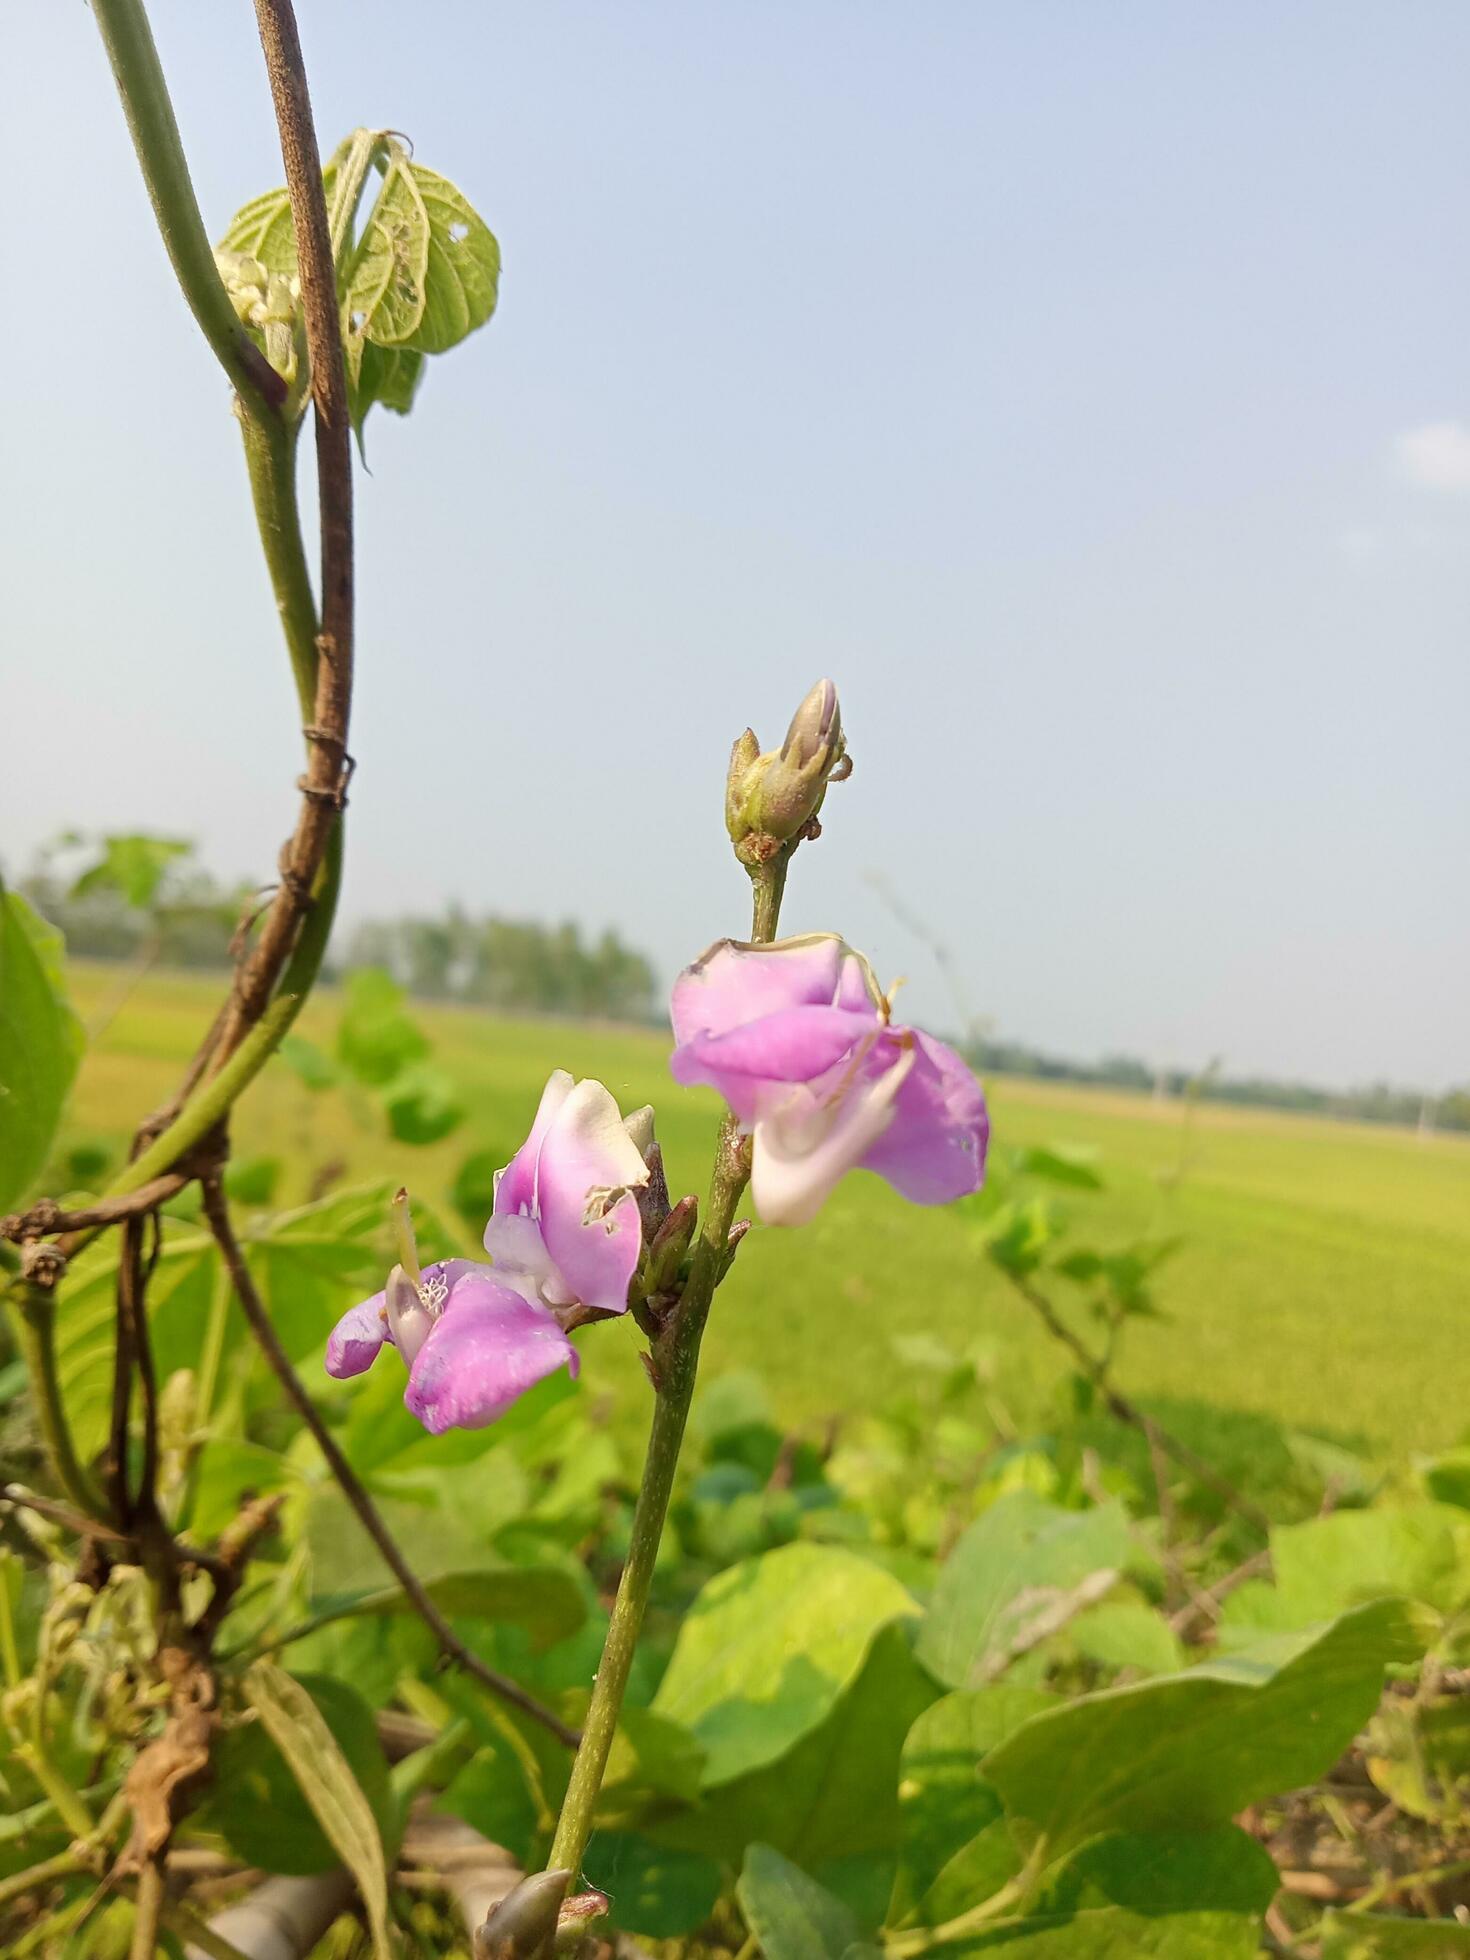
[7,1283,106,1519]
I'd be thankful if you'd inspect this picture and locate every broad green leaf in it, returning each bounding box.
[939,1828,1275,1957]
[584,1832,722,1940]
[303,1483,584,1650]
[1069,1599,1183,1676]
[737,1843,864,1960]
[1271,1505,1470,1623]
[396,165,500,355]
[0,883,84,1210]
[650,1542,919,1786]
[350,339,426,438]
[208,1670,392,1893]
[1321,1909,1470,1957]
[888,1683,1053,1930]
[69,833,190,909]
[598,1706,707,1819]
[439,1737,541,1867]
[984,1599,1427,1861]
[915,1492,1134,1688]
[344,152,430,349]
[657,1622,937,1871]
[335,968,429,1085]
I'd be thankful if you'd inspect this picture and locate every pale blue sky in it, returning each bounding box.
[3,3,1466,1089]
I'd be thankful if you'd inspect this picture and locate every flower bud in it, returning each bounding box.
[724,680,849,860]
[476,1870,572,1959]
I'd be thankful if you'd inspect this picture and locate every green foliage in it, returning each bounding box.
[985,1600,1428,1859]
[1321,1911,1470,1956]
[650,1541,919,1785]
[0,880,84,1210]
[737,1843,875,1960]
[68,833,192,911]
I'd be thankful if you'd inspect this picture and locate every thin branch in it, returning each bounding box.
[1005,1271,1272,1536]
[1,1173,189,1245]
[199,1180,580,1749]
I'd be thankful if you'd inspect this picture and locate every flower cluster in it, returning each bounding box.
[326,936,986,1433]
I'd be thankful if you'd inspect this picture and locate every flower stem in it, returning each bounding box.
[547,1117,750,1882]
[547,864,784,1884]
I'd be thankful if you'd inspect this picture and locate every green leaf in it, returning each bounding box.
[598,1706,707,1818]
[584,1832,722,1939]
[0,882,84,1211]
[224,1155,282,1207]
[69,833,191,910]
[1321,1909,1470,1957]
[950,1828,1275,1956]
[650,1543,919,1786]
[1013,1144,1104,1190]
[381,1064,465,1145]
[218,187,297,277]
[657,1622,937,1871]
[350,339,426,438]
[888,1683,1053,1930]
[1270,1505,1470,1623]
[1068,1599,1184,1676]
[737,1844,864,1960]
[335,969,429,1085]
[303,1483,585,1650]
[439,1737,541,1867]
[984,1599,1428,1861]
[395,165,500,355]
[915,1492,1134,1689]
[209,1669,393,1906]
[344,151,431,348]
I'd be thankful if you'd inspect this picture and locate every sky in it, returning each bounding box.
[2,2,1467,1091]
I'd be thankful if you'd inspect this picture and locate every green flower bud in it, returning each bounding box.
[725,679,849,862]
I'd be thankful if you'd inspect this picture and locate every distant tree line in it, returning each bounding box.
[15,836,1467,1126]
[963,1034,1470,1135]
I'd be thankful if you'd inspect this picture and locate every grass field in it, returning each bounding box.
[58,963,1470,1463]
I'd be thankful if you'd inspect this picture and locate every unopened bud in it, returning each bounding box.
[646,1194,698,1292]
[725,680,849,859]
[476,1871,572,1959]
[554,1890,611,1949]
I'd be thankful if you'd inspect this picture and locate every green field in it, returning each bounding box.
[60,964,1470,1461]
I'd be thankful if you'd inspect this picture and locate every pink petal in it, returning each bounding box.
[859,1031,989,1204]
[482,1211,575,1309]
[748,1040,913,1226]
[535,1079,648,1313]
[404,1275,579,1434]
[325,1290,390,1378]
[670,1005,880,1122]
[671,936,853,1048]
[492,1069,575,1219]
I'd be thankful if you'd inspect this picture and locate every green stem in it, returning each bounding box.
[7,1284,106,1519]
[90,0,282,416]
[240,410,318,721]
[0,1846,96,1913]
[547,855,787,1883]
[547,1118,751,1882]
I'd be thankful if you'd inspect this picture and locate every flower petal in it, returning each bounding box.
[403,1275,579,1434]
[325,1290,389,1378]
[859,1032,989,1204]
[671,936,853,1048]
[491,1069,575,1221]
[535,1078,648,1313]
[482,1211,575,1310]
[671,1004,879,1122]
[749,1040,913,1226]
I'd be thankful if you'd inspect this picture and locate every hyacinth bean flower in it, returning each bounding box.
[670,934,988,1227]
[324,1074,652,1433]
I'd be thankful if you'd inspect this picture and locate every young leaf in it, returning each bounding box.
[69,833,191,910]
[336,968,429,1085]
[242,1662,393,1956]
[381,1064,465,1145]
[218,186,297,278]
[344,150,431,348]
[0,881,84,1211]
[397,165,500,355]
[650,1543,919,1786]
[984,1599,1429,1861]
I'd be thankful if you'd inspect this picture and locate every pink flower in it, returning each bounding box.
[669,934,988,1226]
[324,1073,652,1433]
